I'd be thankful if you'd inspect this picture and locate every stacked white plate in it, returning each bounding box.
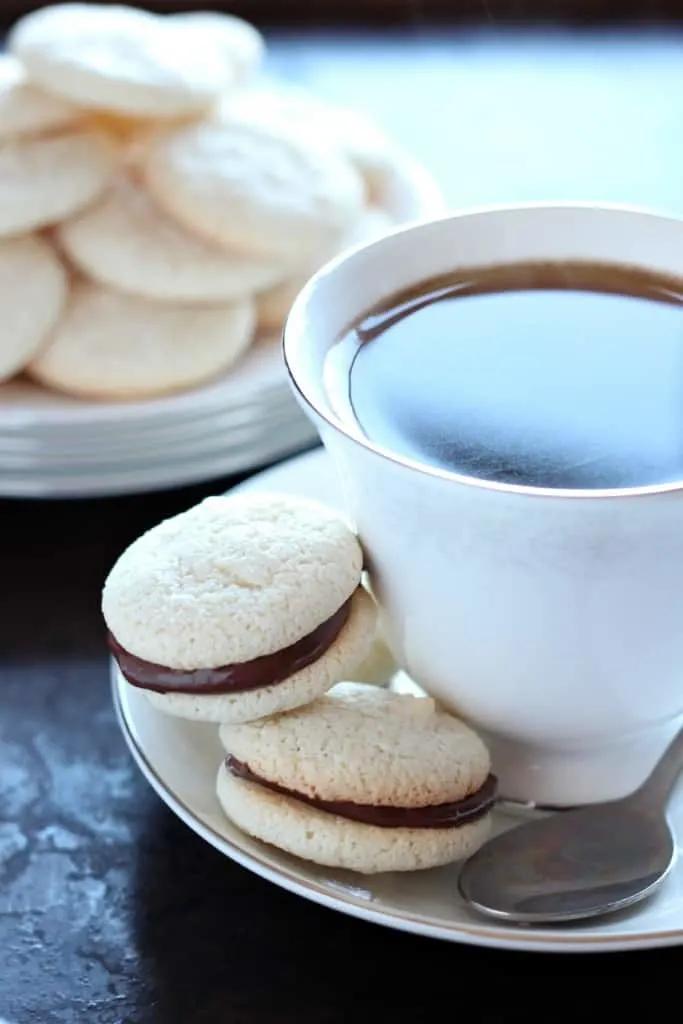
[0,154,445,498]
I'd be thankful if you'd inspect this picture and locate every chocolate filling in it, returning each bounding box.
[225,755,498,829]
[108,598,352,695]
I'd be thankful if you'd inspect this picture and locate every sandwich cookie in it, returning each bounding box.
[142,108,364,262]
[58,174,290,302]
[102,494,377,723]
[217,682,496,874]
[28,280,255,400]
[9,3,238,119]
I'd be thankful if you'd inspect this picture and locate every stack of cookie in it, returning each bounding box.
[103,493,497,875]
[0,2,402,400]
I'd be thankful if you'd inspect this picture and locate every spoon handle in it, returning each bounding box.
[628,726,683,811]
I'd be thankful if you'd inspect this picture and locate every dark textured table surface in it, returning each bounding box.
[3,25,683,1024]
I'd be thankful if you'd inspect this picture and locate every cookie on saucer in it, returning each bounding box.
[103,494,378,724]
[217,682,496,874]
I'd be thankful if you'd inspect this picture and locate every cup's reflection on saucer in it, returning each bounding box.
[284,202,683,808]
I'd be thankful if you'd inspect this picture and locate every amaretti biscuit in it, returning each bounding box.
[217,682,496,874]
[102,494,378,724]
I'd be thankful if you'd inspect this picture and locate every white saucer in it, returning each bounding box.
[112,447,683,953]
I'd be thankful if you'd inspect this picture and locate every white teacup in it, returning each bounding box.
[283,202,683,808]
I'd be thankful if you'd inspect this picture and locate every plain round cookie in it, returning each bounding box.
[257,205,395,331]
[217,765,491,874]
[28,281,254,399]
[0,54,80,139]
[220,682,491,806]
[144,586,377,724]
[9,3,235,118]
[142,110,365,262]
[58,174,290,302]
[222,83,402,203]
[0,234,68,382]
[168,11,264,84]
[0,128,116,236]
[102,492,364,668]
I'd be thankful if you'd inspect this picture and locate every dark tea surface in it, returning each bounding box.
[325,261,683,489]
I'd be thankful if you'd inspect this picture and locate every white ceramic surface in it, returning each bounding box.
[0,422,314,498]
[0,400,300,468]
[284,203,683,808]
[0,152,444,498]
[113,448,683,953]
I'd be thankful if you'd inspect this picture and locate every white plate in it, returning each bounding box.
[0,422,316,497]
[0,399,304,468]
[0,388,300,457]
[113,448,683,952]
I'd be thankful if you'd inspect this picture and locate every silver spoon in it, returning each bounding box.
[458,728,683,924]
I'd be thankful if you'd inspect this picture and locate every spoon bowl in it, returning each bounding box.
[458,729,683,924]
[459,803,676,923]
